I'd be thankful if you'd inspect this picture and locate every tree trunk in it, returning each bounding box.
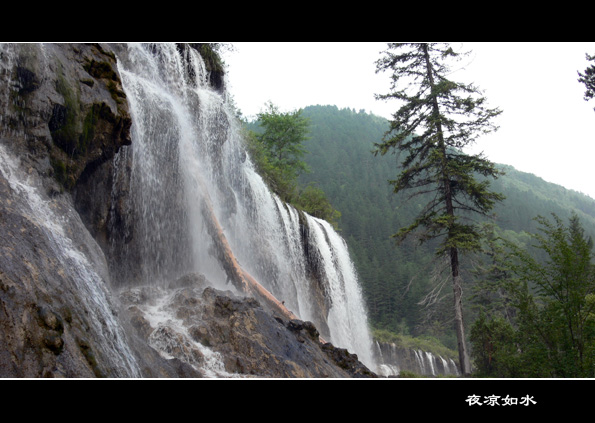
[422,43,472,376]
[195,176,315,334]
[451,247,472,376]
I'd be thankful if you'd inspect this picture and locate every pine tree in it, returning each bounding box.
[578,53,595,111]
[374,43,504,375]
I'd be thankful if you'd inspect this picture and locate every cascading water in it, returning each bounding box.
[111,43,377,372]
[307,216,375,365]
[0,143,142,377]
[373,340,460,376]
[0,43,143,377]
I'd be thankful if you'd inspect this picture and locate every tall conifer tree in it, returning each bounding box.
[374,43,504,375]
[578,53,595,111]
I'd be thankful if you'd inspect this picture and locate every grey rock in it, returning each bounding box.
[118,281,376,378]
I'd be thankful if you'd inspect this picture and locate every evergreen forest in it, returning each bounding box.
[243,103,595,376]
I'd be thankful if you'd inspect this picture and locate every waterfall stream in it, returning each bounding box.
[0,42,377,376]
[112,43,377,372]
[374,340,460,377]
[0,143,142,377]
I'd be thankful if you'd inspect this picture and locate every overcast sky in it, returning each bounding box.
[222,42,595,200]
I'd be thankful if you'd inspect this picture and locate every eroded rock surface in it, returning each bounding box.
[118,273,377,378]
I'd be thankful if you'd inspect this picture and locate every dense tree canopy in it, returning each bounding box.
[246,102,310,199]
[471,214,595,377]
[244,102,340,226]
[294,105,595,356]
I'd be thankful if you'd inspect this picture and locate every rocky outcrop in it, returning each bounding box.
[0,137,376,378]
[0,43,137,377]
[0,146,139,377]
[0,43,131,250]
[119,273,376,378]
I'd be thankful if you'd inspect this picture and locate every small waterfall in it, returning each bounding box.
[306,216,375,367]
[425,350,436,375]
[0,144,141,377]
[111,43,377,372]
[374,341,400,377]
[414,349,426,374]
[373,340,460,377]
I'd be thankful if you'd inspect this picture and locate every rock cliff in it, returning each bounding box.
[0,43,377,378]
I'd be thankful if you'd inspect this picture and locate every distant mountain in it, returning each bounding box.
[296,105,595,344]
[491,163,595,234]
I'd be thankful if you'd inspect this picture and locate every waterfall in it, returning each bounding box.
[0,143,142,377]
[111,43,377,372]
[425,350,436,375]
[373,340,460,377]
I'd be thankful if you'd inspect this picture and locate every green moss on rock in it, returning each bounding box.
[83,59,126,106]
[50,72,81,156]
[83,59,117,81]
[50,156,73,190]
[77,337,105,378]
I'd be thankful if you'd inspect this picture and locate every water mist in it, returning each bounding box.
[112,43,377,372]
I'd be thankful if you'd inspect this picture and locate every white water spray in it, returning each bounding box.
[113,43,377,372]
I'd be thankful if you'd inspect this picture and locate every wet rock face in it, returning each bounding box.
[0,43,132,249]
[0,158,130,378]
[0,43,140,378]
[118,273,377,378]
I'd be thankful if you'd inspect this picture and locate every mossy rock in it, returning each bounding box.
[83,59,118,81]
[83,58,127,105]
[50,156,76,190]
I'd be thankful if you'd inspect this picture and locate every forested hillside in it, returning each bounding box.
[294,105,595,350]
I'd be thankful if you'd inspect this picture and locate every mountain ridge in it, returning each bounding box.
[295,104,595,344]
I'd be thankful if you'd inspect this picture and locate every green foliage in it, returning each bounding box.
[293,104,595,347]
[245,126,297,201]
[293,183,341,229]
[255,102,310,180]
[244,103,341,226]
[373,328,458,360]
[195,44,225,74]
[578,53,595,111]
[245,102,310,201]
[374,43,504,255]
[470,213,595,377]
[469,312,521,377]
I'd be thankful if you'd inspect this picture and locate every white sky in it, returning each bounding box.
[222,42,595,200]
